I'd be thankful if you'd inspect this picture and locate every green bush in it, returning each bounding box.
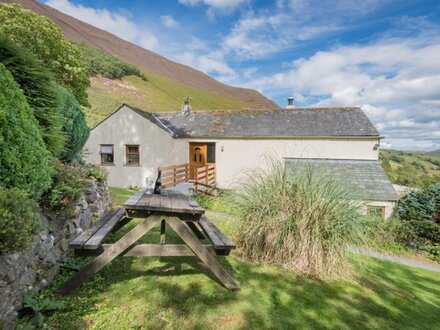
[43,162,85,216]
[0,35,65,156]
[235,159,367,278]
[0,63,52,199]
[398,190,436,222]
[364,217,413,254]
[397,183,440,245]
[0,4,89,105]
[0,187,41,253]
[86,165,108,182]
[80,44,147,81]
[424,245,440,263]
[58,87,90,161]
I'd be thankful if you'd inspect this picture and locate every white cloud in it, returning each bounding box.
[44,0,158,50]
[178,0,201,6]
[245,36,440,150]
[179,0,247,18]
[160,15,180,29]
[175,51,235,76]
[179,0,246,9]
[222,0,390,59]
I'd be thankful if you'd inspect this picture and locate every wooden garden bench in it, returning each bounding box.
[69,208,127,250]
[198,216,235,255]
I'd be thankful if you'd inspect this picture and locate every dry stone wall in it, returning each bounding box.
[0,179,111,329]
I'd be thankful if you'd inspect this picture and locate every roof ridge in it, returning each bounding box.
[155,106,362,115]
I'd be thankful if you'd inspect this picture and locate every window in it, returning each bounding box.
[126,145,140,165]
[100,144,114,165]
[367,206,385,219]
[207,143,216,163]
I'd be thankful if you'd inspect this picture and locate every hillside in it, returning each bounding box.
[3,0,279,112]
[87,74,247,127]
[380,149,440,188]
[426,149,440,157]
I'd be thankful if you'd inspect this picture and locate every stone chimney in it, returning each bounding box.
[181,97,192,116]
[286,97,295,109]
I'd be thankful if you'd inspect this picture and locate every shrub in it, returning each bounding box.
[58,87,90,161]
[43,162,85,216]
[234,159,366,278]
[0,4,89,104]
[80,44,147,81]
[0,36,65,156]
[86,165,108,181]
[397,190,436,222]
[397,183,440,245]
[0,63,52,199]
[0,187,41,253]
[424,245,440,263]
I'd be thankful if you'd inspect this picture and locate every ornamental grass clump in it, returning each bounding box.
[235,159,367,278]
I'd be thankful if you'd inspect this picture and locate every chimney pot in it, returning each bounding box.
[181,97,192,116]
[286,97,295,109]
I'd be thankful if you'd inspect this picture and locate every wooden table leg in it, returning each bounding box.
[187,222,205,239]
[167,217,240,291]
[160,219,166,244]
[57,216,160,295]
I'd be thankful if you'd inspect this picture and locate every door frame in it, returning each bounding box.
[189,142,215,180]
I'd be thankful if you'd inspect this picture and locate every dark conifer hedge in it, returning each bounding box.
[58,87,90,161]
[0,63,52,199]
[0,36,65,157]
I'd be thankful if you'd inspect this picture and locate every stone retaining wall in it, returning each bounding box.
[0,178,111,329]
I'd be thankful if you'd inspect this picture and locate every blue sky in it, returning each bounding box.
[43,0,440,150]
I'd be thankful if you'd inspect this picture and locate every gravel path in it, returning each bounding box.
[350,247,440,273]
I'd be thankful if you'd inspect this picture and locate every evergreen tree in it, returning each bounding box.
[0,63,52,199]
[0,36,65,157]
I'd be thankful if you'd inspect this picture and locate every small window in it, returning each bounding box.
[207,143,216,163]
[126,145,140,165]
[100,144,114,165]
[367,206,385,219]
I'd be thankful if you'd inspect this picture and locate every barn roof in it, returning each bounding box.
[128,105,379,138]
[285,158,398,201]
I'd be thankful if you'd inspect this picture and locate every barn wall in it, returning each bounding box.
[84,105,174,188]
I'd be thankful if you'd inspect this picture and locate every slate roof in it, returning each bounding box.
[129,105,379,138]
[285,159,398,201]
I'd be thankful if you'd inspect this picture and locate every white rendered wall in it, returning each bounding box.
[84,106,174,188]
[173,137,380,188]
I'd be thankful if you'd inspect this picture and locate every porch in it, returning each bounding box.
[159,163,218,195]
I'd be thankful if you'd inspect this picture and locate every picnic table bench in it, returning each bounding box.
[57,189,239,295]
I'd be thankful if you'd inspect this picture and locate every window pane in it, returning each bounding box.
[127,146,138,153]
[102,154,114,163]
[101,145,113,153]
[128,155,139,164]
[207,144,215,163]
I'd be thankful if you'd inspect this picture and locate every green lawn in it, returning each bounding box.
[22,188,440,329]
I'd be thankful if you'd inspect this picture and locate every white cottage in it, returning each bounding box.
[84,104,398,218]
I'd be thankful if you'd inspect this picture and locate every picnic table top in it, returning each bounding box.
[123,189,205,215]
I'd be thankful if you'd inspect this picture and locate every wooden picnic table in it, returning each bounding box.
[57,189,239,295]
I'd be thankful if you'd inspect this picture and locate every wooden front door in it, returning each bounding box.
[189,143,207,180]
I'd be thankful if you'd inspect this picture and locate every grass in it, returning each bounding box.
[234,160,367,277]
[20,188,440,329]
[85,71,246,127]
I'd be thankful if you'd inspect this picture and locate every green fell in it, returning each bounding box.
[86,72,246,127]
[380,149,440,188]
